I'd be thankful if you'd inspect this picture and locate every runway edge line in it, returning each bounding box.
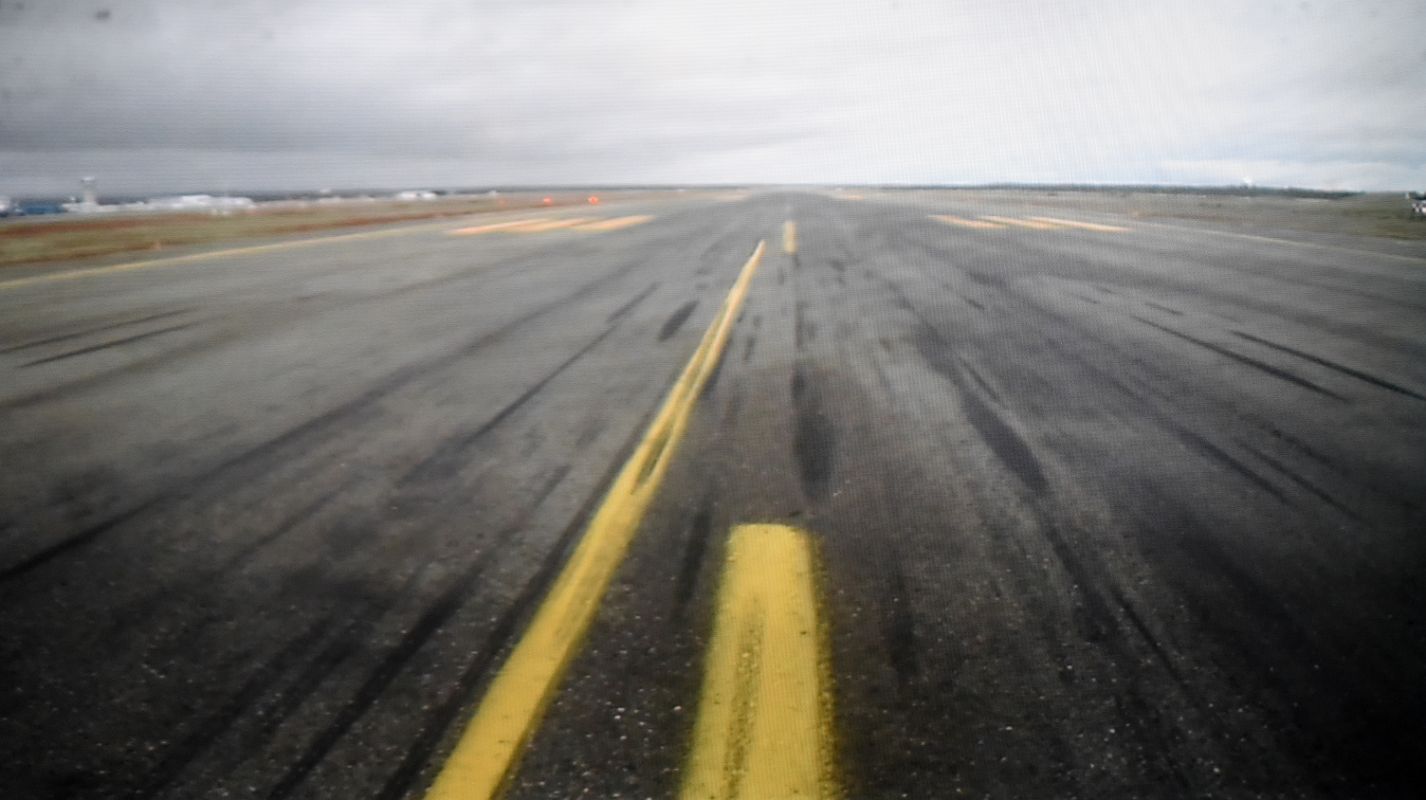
[421,239,768,800]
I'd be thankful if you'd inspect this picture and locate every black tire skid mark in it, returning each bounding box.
[260,467,571,799]
[0,257,648,582]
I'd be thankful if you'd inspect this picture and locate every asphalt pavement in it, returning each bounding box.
[2,191,1424,799]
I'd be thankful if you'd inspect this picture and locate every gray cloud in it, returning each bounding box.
[1,0,1423,194]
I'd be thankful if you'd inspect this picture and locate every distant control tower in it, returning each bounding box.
[80,176,98,206]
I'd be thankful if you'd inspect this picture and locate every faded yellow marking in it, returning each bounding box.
[423,241,768,800]
[979,215,1062,230]
[930,214,1004,230]
[681,524,838,800]
[1027,216,1130,233]
[508,217,592,233]
[573,215,654,232]
[0,217,486,292]
[783,220,798,255]
[448,218,548,235]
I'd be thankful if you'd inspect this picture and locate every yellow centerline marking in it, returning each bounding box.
[0,217,488,292]
[930,214,1004,230]
[783,220,798,255]
[681,524,838,800]
[507,217,592,233]
[423,240,768,800]
[1027,216,1130,233]
[979,215,1062,230]
[573,215,654,232]
[448,218,549,235]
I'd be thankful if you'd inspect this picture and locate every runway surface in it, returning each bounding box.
[2,191,1424,799]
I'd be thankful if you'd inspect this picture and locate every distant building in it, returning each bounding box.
[145,194,254,210]
[61,193,257,215]
[61,176,108,213]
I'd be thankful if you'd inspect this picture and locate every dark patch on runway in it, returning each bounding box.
[105,477,360,638]
[1145,301,1185,316]
[911,323,1047,493]
[1240,442,1359,519]
[373,417,655,800]
[961,360,1002,404]
[1168,426,1285,502]
[673,499,714,617]
[1039,523,1119,644]
[1,308,192,354]
[265,467,570,799]
[657,300,698,341]
[131,614,340,799]
[0,497,161,582]
[791,366,836,499]
[2,257,646,575]
[1134,316,1345,401]
[1232,330,1426,402]
[794,300,816,349]
[23,322,195,367]
[966,270,1007,289]
[880,546,919,694]
[402,324,618,485]
[958,384,1048,494]
[606,283,659,323]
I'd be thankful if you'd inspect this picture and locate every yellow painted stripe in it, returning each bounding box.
[573,215,654,232]
[783,220,798,255]
[979,215,1062,230]
[0,217,486,292]
[930,214,1004,230]
[681,524,838,800]
[448,218,549,235]
[507,218,592,233]
[423,241,768,800]
[1027,216,1130,233]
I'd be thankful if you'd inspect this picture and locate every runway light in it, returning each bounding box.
[588,195,600,205]
[542,196,553,205]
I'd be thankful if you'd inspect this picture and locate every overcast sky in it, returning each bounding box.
[1,0,1423,196]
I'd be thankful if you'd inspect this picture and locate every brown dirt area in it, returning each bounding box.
[0,193,649,268]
